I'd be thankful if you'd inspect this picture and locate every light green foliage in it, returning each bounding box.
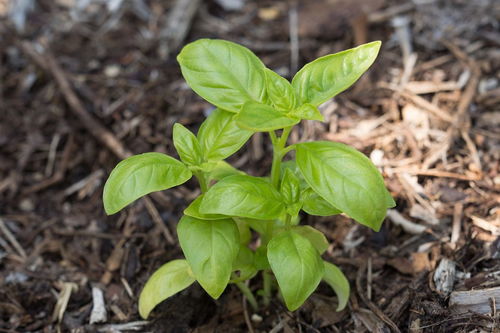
[177,216,240,299]
[267,231,324,310]
[103,38,392,317]
[292,41,381,106]
[323,261,350,311]
[200,175,286,220]
[198,108,253,161]
[103,153,191,215]
[138,260,195,319]
[296,141,395,231]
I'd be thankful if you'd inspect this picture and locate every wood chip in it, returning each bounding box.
[449,286,500,314]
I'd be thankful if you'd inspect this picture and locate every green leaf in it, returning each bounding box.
[292,41,381,106]
[231,246,257,282]
[235,218,252,245]
[264,68,297,111]
[198,108,253,161]
[173,123,203,166]
[291,226,329,254]
[236,101,300,132]
[254,245,270,270]
[289,103,324,121]
[204,160,245,181]
[177,216,240,299]
[267,231,324,311]
[200,175,286,220]
[138,259,195,319]
[184,195,227,220]
[177,39,267,113]
[323,261,350,311]
[103,153,192,215]
[301,188,342,217]
[296,141,392,231]
[280,168,301,204]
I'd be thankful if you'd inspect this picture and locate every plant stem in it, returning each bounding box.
[270,126,293,188]
[235,281,258,311]
[262,270,272,307]
[193,171,208,193]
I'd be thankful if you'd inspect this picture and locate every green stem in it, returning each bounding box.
[270,127,293,188]
[236,281,258,311]
[193,171,208,193]
[262,270,272,307]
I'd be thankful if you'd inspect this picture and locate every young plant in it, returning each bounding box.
[103,39,395,318]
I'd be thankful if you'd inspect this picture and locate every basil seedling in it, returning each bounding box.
[103,39,395,318]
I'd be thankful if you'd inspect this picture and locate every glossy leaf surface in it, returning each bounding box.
[138,259,195,319]
[267,231,324,311]
[264,68,297,111]
[184,195,227,220]
[103,153,192,215]
[178,39,266,113]
[173,123,203,166]
[236,102,300,132]
[296,141,393,231]
[292,41,381,106]
[323,261,350,311]
[291,226,329,254]
[289,103,324,121]
[301,188,342,217]
[198,108,253,161]
[200,175,285,219]
[177,216,240,299]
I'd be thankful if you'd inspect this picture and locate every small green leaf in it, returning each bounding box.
[198,108,253,161]
[200,175,286,220]
[103,153,192,215]
[291,226,329,254]
[289,103,324,121]
[263,68,297,111]
[301,188,342,217]
[236,101,300,132]
[173,123,203,166]
[280,168,301,204]
[231,246,257,282]
[177,39,267,113]
[254,245,270,270]
[296,141,392,231]
[138,259,195,319]
[323,261,350,311]
[177,216,240,299]
[235,218,252,245]
[292,41,381,106]
[267,231,324,311]
[184,195,227,220]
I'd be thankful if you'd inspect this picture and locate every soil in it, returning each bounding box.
[1,0,499,332]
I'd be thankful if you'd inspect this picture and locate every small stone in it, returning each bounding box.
[251,313,263,323]
[19,198,34,212]
[104,65,121,78]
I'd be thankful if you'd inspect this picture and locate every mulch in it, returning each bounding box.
[1,0,499,332]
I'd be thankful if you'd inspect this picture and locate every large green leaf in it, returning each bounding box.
[267,231,324,311]
[200,175,286,219]
[296,141,393,231]
[198,108,253,161]
[177,216,240,299]
[103,153,192,215]
[184,195,227,220]
[291,226,329,254]
[301,188,342,217]
[177,39,267,113]
[173,123,203,166]
[138,259,195,319]
[323,261,350,311]
[263,68,297,111]
[292,41,381,106]
[236,101,300,132]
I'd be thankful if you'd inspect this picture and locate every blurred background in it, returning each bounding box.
[0,0,499,332]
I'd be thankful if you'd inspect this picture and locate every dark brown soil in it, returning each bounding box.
[1,0,499,332]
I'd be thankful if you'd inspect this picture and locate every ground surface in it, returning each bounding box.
[1,0,499,332]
